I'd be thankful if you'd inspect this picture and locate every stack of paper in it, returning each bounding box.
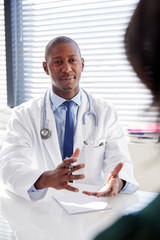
[126,123,160,143]
[52,191,111,214]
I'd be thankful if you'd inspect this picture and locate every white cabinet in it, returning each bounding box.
[128,142,160,192]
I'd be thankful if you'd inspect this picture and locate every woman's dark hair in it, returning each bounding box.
[124,0,160,106]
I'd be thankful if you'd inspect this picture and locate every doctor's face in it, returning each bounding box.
[43,42,84,99]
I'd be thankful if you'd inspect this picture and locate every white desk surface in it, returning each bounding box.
[0,184,158,240]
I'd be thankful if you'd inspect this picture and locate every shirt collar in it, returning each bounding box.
[50,88,81,111]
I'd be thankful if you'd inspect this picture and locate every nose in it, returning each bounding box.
[62,61,72,73]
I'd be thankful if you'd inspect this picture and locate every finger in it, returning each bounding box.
[111,179,120,197]
[63,157,77,166]
[70,163,85,172]
[111,185,119,197]
[82,191,99,197]
[82,191,110,198]
[111,162,123,177]
[96,190,112,197]
[97,186,112,197]
[67,174,85,181]
[63,148,80,169]
[65,185,79,192]
[61,163,85,175]
[71,148,80,158]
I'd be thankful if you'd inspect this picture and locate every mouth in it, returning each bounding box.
[59,75,75,81]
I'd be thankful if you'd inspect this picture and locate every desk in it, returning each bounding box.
[0,184,157,240]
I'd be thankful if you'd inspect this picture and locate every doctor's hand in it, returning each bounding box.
[82,162,124,198]
[34,148,85,192]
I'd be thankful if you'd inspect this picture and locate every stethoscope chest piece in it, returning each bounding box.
[40,128,51,140]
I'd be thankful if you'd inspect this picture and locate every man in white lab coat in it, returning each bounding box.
[0,36,138,201]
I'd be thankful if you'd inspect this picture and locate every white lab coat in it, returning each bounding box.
[0,90,138,201]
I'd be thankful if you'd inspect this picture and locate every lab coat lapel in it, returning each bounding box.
[42,93,62,166]
[74,90,88,152]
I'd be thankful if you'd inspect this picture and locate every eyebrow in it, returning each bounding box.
[51,55,78,60]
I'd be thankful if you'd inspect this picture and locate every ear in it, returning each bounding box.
[43,62,49,75]
[81,58,84,72]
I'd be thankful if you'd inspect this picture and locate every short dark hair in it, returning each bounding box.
[45,36,81,61]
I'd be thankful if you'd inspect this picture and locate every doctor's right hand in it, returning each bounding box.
[34,148,85,192]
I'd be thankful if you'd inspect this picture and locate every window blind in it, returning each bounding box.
[10,0,157,128]
[0,0,12,130]
[0,0,6,108]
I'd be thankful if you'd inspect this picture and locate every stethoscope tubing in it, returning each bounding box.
[82,88,98,126]
[42,90,48,129]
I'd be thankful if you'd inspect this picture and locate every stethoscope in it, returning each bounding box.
[40,89,104,148]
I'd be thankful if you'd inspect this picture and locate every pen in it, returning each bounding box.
[69,163,73,171]
[64,157,73,171]
[68,162,73,183]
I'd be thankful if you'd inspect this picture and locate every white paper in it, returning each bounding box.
[52,191,112,214]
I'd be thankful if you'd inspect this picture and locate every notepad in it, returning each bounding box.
[52,191,112,214]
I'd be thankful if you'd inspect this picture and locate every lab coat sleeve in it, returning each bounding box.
[102,104,139,194]
[0,105,47,201]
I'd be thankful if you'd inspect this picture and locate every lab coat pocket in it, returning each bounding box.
[79,139,105,185]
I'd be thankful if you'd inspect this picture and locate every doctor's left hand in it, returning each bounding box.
[82,162,124,198]
[34,148,85,192]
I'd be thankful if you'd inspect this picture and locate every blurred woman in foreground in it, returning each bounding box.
[94,0,160,239]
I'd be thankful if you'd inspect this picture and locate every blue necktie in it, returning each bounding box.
[63,101,74,160]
